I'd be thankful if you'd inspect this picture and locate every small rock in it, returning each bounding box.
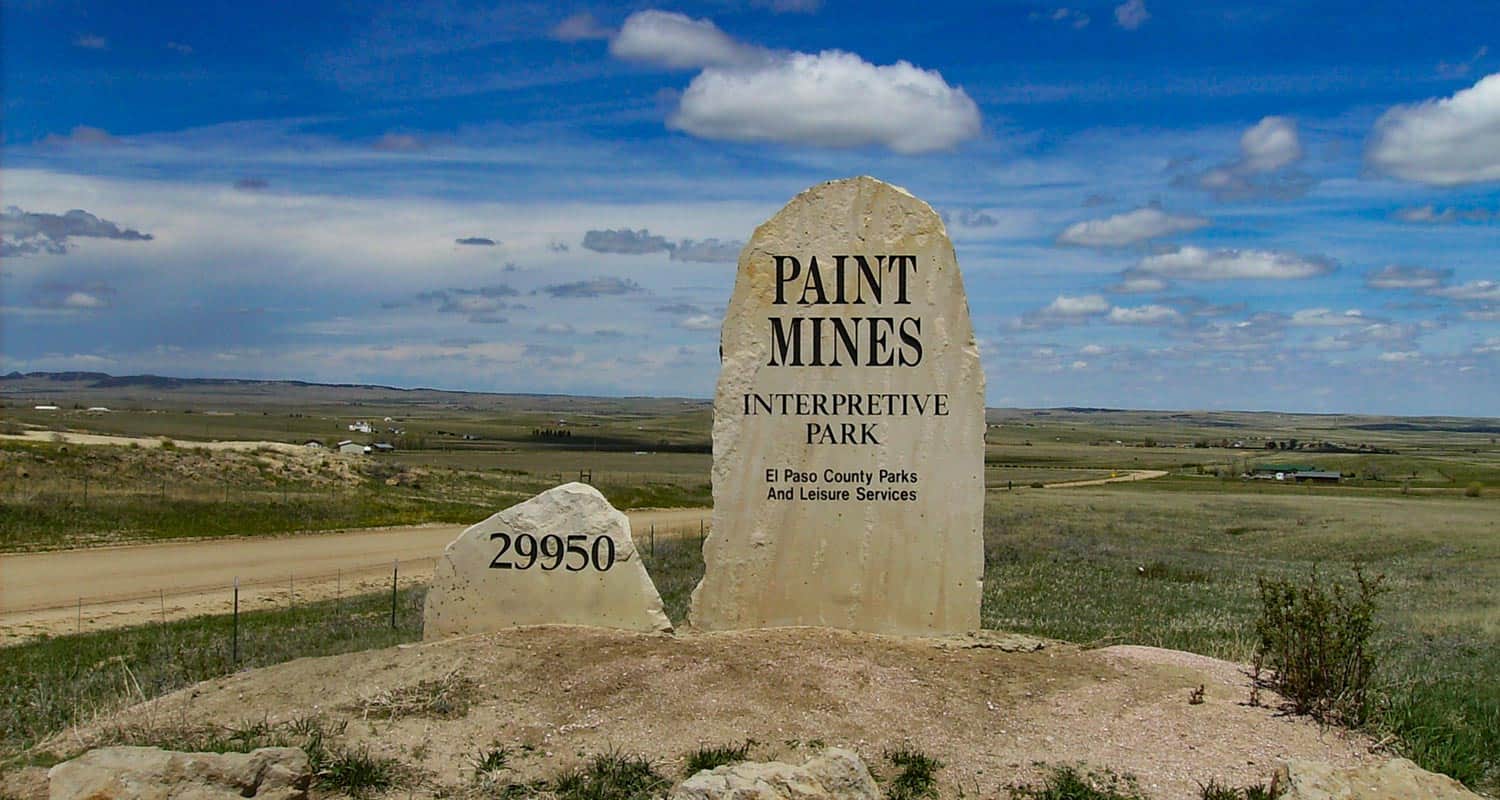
[48,745,310,800]
[672,749,879,800]
[1272,758,1483,800]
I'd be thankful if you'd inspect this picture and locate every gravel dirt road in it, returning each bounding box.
[1043,468,1169,488]
[0,508,709,644]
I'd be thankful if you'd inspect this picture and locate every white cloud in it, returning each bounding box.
[1378,350,1422,362]
[609,10,766,69]
[551,12,613,42]
[1079,343,1108,356]
[670,49,981,154]
[61,292,110,310]
[1114,0,1149,30]
[1187,116,1307,198]
[1392,205,1494,224]
[1032,7,1090,28]
[1430,280,1500,302]
[1240,116,1302,172]
[1135,246,1333,281]
[1366,265,1452,290]
[1109,275,1168,294]
[1438,46,1489,78]
[1056,207,1208,247]
[1289,308,1367,327]
[1107,304,1180,325]
[1043,294,1111,317]
[677,314,719,331]
[1367,73,1500,186]
[73,34,108,50]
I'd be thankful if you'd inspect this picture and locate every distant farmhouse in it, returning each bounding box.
[337,440,365,455]
[1248,463,1341,483]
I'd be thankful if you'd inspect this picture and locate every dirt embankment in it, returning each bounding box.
[18,626,1376,800]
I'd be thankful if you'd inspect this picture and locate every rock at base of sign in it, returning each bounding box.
[671,749,879,800]
[422,482,671,638]
[48,746,310,800]
[1271,758,1484,800]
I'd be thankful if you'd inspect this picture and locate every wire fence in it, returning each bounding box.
[3,521,713,648]
[13,556,432,649]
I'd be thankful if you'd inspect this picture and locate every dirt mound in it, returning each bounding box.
[25,627,1376,799]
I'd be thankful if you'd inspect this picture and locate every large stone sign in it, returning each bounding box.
[690,176,985,635]
[423,483,671,638]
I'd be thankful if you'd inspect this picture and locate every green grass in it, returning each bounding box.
[0,491,492,551]
[640,534,707,625]
[1006,766,1147,799]
[884,747,942,800]
[319,744,404,798]
[601,481,713,510]
[551,751,669,800]
[682,741,753,776]
[0,587,425,767]
[982,489,1499,794]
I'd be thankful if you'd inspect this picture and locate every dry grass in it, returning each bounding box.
[354,668,478,720]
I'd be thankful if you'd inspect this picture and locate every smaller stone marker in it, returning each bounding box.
[423,483,671,638]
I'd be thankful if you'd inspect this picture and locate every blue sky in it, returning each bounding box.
[2,0,1497,415]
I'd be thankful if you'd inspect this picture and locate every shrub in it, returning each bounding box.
[1007,765,1146,799]
[1465,482,1483,498]
[884,748,942,800]
[683,741,753,776]
[552,751,667,800]
[1197,779,1278,799]
[1253,567,1385,725]
[318,745,402,798]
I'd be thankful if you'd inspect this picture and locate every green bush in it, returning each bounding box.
[682,741,752,776]
[884,748,942,800]
[552,751,667,800]
[1253,568,1385,725]
[1007,766,1146,799]
[1464,482,1483,498]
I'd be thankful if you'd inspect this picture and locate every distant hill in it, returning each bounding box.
[3,371,1496,432]
[0,371,710,415]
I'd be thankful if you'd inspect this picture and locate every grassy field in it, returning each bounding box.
[0,587,428,769]
[0,439,709,551]
[2,375,1497,792]
[982,488,1499,792]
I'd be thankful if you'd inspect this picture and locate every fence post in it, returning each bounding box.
[76,597,82,634]
[390,560,398,629]
[650,523,655,557]
[232,577,240,665]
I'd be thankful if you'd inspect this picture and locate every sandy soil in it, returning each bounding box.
[0,509,709,644]
[13,626,1377,800]
[1043,469,1169,488]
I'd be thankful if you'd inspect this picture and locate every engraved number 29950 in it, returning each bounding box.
[488,533,616,572]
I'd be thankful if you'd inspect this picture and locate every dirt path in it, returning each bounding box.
[1044,468,1169,488]
[0,508,709,644]
[0,430,310,452]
